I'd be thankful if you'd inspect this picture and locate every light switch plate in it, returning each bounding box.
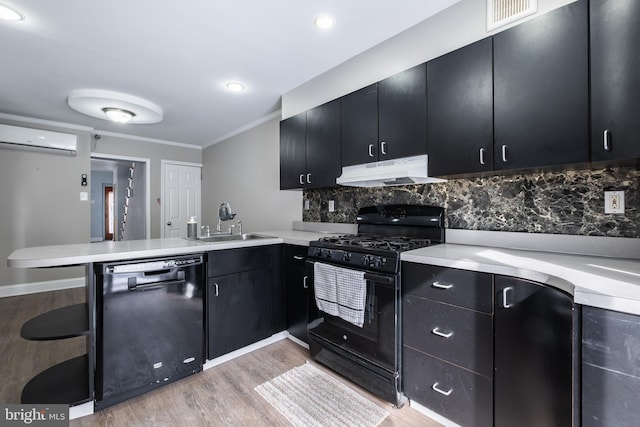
[80,191,88,201]
[604,191,624,214]
[304,199,310,210]
[328,200,335,212]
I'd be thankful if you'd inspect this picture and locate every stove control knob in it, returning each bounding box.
[374,257,384,268]
[342,252,352,262]
[323,249,332,259]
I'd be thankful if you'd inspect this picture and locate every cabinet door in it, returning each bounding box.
[207,270,272,358]
[284,245,308,343]
[341,84,378,166]
[279,113,306,190]
[378,63,427,161]
[306,100,341,188]
[493,0,588,171]
[494,276,574,427]
[427,38,493,177]
[590,0,640,163]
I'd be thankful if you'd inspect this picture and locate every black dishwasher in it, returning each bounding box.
[94,254,205,409]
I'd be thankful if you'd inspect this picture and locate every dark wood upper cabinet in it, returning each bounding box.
[306,99,342,188]
[427,38,493,177]
[590,0,640,164]
[280,100,341,190]
[493,0,589,171]
[279,113,306,190]
[341,84,378,166]
[378,63,427,161]
[341,64,427,167]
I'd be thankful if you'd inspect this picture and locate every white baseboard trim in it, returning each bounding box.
[286,334,310,350]
[0,277,85,298]
[409,400,461,427]
[203,331,288,370]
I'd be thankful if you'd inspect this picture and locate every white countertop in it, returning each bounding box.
[7,230,331,269]
[9,228,640,315]
[403,244,640,316]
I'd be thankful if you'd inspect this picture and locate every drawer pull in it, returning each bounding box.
[431,327,454,339]
[303,275,309,289]
[432,382,453,396]
[293,255,305,261]
[431,281,453,290]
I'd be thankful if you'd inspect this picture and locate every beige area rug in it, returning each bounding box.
[255,361,389,427]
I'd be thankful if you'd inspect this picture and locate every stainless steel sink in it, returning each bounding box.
[195,233,275,243]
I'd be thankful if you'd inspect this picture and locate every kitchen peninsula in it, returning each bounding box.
[7,229,640,425]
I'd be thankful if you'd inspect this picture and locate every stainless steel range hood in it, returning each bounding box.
[336,154,446,187]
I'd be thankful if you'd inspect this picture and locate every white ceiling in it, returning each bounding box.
[0,0,459,147]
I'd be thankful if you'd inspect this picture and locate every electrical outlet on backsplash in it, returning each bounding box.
[302,166,640,238]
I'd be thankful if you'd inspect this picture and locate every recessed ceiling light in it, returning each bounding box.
[225,82,246,92]
[0,4,23,21]
[314,14,335,30]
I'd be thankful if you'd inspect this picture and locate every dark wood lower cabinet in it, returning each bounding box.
[494,276,574,427]
[207,246,283,359]
[582,306,640,426]
[283,245,309,343]
[403,346,493,427]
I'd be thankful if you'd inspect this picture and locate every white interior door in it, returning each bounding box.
[163,163,201,238]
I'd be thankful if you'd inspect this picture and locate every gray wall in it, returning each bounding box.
[91,134,202,239]
[201,117,301,232]
[0,118,91,287]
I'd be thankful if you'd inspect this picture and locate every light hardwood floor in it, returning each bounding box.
[1,288,441,427]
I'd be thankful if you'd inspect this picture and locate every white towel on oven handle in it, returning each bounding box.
[313,262,367,328]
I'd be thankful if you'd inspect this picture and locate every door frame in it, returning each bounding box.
[92,153,151,239]
[160,160,203,238]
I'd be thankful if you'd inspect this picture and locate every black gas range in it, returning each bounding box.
[308,204,445,274]
[306,205,445,406]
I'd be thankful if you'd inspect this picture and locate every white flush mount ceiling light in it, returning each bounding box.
[102,108,135,124]
[67,89,163,124]
[314,14,335,30]
[225,82,246,92]
[0,4,24,20]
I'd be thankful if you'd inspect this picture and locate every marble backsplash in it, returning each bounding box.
[302,166,640,238]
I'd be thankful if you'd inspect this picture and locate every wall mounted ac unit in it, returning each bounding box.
[0,123,77,155]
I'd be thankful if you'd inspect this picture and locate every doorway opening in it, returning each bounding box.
[91,154,150,242]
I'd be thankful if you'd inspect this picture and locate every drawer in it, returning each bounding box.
[403,346,493,427]
[403,295,493,377]
[583,306,640,377]
[402,263,493,313]
[582,362,640,427]
[208,245,278,277]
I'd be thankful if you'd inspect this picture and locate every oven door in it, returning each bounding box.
[306,260,398,373]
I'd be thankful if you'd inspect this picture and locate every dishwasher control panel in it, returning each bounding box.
[106,254,203,274]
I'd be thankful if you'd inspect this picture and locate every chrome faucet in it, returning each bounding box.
[216,202,236,233]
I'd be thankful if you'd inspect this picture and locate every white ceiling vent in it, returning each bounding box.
[487,0,538,31]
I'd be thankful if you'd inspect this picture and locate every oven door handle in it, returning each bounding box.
[363,273,394,285]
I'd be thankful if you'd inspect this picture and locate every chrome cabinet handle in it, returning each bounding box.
[501,145,508,163]
[303,276,309,289]
[432,382,453,396]
[479,148,485,165]
[503,286,514,308]
[380,141,387,155]
[214,283,219,297]
[431,327,454,338]
[431,281,453,290]
[307,173,312,184]
[368,144,375,157]
[293,255,305,261]
[603,129,611,151]
[299,174,305,185]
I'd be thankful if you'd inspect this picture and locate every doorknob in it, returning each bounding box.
[166,221,172,226]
